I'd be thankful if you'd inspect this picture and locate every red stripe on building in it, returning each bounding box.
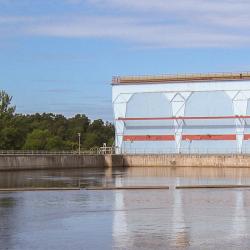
[122,134,250,141]
[182,134,236,141]
[244,134,250,140]
[118,115,250,121]
[123,135,175,141]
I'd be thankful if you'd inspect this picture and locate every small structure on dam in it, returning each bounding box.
[112,72,250,154]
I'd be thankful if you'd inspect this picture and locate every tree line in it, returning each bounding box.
[0,91,114,150]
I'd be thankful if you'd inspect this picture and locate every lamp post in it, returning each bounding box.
[77,133,81,155]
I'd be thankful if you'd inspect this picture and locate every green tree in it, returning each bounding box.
[88,119,104,132]
[83,133,101,149]
[23,129,50,150]
[0,91,15,116]
[45,136,64,150]
[0,127,20,150]
[0,90,115,150]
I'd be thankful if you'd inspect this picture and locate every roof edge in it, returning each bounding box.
[112,72,250,85]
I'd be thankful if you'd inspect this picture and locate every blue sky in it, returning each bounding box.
[1,0,250,121]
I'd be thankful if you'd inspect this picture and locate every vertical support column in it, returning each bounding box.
[165,92,191,153]
[113,93,133,154]
[226,91,249,153]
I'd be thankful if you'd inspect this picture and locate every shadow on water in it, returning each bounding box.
[0,197,16,207]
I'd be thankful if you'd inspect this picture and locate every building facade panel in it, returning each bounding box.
[112,73,250,154]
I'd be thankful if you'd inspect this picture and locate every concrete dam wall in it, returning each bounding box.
[1,154,250,171]
[122,154,250,168]
[0,155,105,171]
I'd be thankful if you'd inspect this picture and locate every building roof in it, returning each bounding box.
[112,72,250,85]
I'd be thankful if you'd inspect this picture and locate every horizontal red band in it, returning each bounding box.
[245,134,250,140]
[118,115,250,121]
[182,134,236,140]
[123,134,250,141]
[123,135,175,141]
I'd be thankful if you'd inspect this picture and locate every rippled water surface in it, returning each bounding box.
[1,167,250,249]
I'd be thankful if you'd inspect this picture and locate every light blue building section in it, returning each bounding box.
[124,93,175,153]
[112,73,250,154]
[183,91,236,153]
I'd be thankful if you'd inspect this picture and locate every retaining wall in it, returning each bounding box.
[1,154,250,171]
[0,155,104,171]
[122,154,250,168]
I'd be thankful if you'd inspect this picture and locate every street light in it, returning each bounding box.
[77,133,81,155]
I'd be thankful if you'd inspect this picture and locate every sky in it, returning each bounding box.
[0,0,250,121]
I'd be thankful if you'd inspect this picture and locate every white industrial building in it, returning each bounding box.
[112,72,250,154]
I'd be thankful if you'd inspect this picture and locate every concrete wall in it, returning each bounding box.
[2,154,250,171]
[123,154,250,168]
[0,155,104,171]
[104,155,124,168]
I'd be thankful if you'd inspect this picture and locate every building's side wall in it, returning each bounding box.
[124,93,175,153]
[183,91,236,153]
[242,100,250,151]
[112,80,250,154]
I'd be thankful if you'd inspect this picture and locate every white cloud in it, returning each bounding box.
[64,0,82,3]
[23,15,250,48]
[89,0,250,14]
[0,16,34,23]
[1,0,250,48]
[88,0,250,28]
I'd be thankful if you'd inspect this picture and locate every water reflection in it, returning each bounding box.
[171,178,190,248]
[233,191,246,238]
[0,168,107,189]
[3,167,250,189]
[1,167,250,249]
[0,195,20,250]
[112,176,129,249]
[231,179,247,240]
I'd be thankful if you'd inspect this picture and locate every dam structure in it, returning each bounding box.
[112,72,250,155]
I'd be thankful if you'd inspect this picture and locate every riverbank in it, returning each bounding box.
[1,154,250,171]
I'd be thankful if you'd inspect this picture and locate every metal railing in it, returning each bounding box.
[1,147,250,155]
[97,147,115,155]
[0,150,94,155]
[0,147,116,155]
[120,147,250,155]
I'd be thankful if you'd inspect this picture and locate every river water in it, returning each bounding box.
[1,167,250,249]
